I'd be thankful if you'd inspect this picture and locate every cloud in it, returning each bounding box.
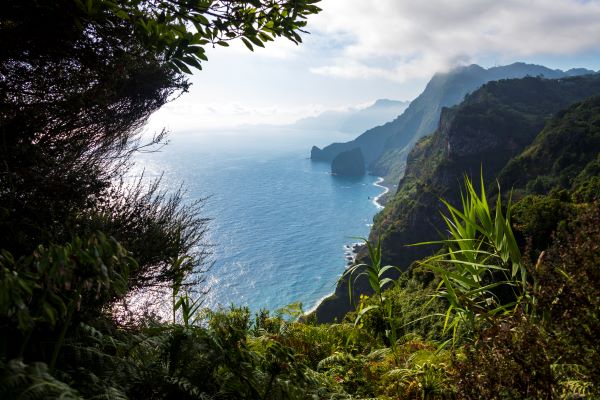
[308,0,600,81]
[144,101,347,132]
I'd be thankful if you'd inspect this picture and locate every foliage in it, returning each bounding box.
[83,178,212,295]
[1,0,209,298]
[1,0,321,75]
[532,203,600,394]
[454,313,555,399]
[416,175,526,345]
[511,192,574,259]
[1,194,598,399]
[0,234,135,363]
[356,277,446,343]
[455,203,600,399]
[498,95,600,198]
[0,359,82,399]
[1,0,325,398]
[102,0,322,73]
[0,0,320,297]
[343,238,401,347]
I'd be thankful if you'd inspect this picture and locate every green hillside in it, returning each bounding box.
[375,75,600,269]
[498,95,600,200]
[313,74,600,323]
[311,63,596,193]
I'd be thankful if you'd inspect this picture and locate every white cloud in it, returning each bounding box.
[308,0,600,81]
[144,101,347,132]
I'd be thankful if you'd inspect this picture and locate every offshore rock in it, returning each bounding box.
[331,148,365,176]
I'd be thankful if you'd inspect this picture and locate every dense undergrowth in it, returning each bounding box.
[2,1,599,398]
[2,173,598,399]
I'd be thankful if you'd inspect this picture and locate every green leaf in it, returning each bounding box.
[241,37,254,51]
[115,10,129,20]
[248,36,265,47]
[379,277,394,289]
[43,303,57,326]
[378,265,397,277]
[354,305,379,326]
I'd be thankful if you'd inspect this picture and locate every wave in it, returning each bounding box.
[372,177,389,209]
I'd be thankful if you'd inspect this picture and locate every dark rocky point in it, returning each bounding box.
[310,145,326,161]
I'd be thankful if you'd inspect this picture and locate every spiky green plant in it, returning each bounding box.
[416,174,527,346]
[344,238,398,325]
[344,238,403,359]
[170,256,204,327]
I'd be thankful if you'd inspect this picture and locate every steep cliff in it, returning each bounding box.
[497,95,600,199]
[314,74,600,322]
[311,63,596,187]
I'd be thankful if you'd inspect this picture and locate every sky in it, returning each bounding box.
[146,0,600,134]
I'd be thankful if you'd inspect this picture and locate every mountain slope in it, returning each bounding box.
[314,74,600,322]
[374,74,600,271]
[311,63,596,189]
[497,95,600,199]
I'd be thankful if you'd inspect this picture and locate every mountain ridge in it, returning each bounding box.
[293,98,409,135]
[313,73,600,322]
[311,63,597,192]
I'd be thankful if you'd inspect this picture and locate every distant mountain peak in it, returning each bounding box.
[311,61,596,185]
[372,98,405,107]
[294,98,409,135]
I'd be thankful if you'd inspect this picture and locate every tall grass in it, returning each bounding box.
[416,174,527,346]
[344,238,401,355]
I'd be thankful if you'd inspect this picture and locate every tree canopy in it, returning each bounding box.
[0,0,321,326]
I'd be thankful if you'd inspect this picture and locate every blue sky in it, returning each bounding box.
[146,0,600,133]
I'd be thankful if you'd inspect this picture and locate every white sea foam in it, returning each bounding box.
[372,177,389,209]
[305,292,335,315]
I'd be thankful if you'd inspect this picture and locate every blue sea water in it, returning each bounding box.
[134,128,384,313]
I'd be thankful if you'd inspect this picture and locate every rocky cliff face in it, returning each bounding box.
[311,63,596,187]
[313,74,600,323]
[310,120,398,164]
[497,95,600,198]
[331,148,365,176]
[376,74,600,268]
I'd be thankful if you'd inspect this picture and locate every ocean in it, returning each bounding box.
[133,127,385,313]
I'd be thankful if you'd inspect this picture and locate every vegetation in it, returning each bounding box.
[1,1,599,398]
[415,175,526,347]
[313,63,594,186]
[5,161,597,398]
[366,75,600,276]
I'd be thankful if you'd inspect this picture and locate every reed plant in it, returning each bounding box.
[170,256,204,327]
[344,238,402,356]
[416,174,528,346]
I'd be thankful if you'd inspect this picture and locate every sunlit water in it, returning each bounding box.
[133,128,384,313]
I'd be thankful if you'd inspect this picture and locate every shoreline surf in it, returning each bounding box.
[305,176,389,317]
[372,177,390,209]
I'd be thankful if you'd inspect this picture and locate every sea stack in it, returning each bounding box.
[310,145,325,160]
[331,148,365,176]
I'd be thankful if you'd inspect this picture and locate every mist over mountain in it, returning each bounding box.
[314,73,600,323]
[311,63,597,190]
[293,98,409,135]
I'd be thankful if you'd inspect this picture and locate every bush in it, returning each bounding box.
[455,203,600,399]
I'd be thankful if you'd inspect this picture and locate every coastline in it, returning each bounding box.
[305,176,389,318]
[372,177,390,209]
[305,293,335,315]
